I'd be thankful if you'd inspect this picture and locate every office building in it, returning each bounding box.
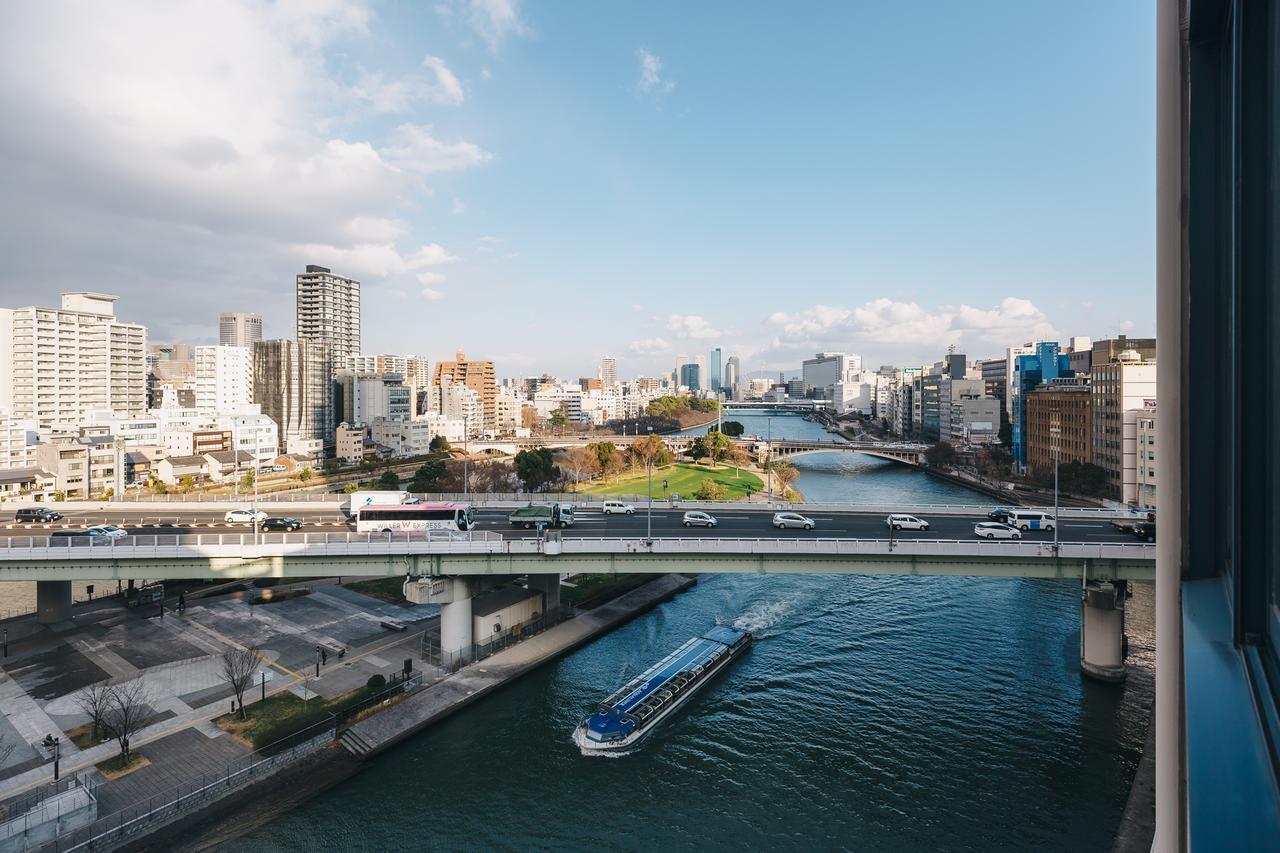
[1010,342,1072,467]
[723,356,741,400]
[219,312,263,348]
[679,362,702,392]
[709,348,722,393]
[0,293,147,430]
[600,356,617,387]
[253,339,334,456]
[1091,351,1157,504]
[1135,408,1157,510]
[194,345,252,412]
[1002,345,1037,416]
[1025,379,1093,481]
[802,352,862,403]
[296,265,361,362]
[433,351,497,431]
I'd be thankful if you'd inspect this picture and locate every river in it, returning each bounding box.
[232,412,1156,850]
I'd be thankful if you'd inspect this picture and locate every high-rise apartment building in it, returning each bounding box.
[1135,408,1157,510]
[1091,352,1157,504]
[253,339,334,456]
[433,351,497,431]
[194,345,252,412]
[296,265,360,361]
[599,356,617,387]
[708,348,722,393]
[0,293,147,430]
[219,312,263,347]
[724,356,741,400]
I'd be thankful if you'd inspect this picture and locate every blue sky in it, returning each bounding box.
[0,1,1155,379]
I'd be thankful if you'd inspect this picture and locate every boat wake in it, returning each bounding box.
[730,599,794,635]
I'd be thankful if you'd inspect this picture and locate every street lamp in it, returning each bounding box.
[42,734,60,781]
[766,416,773,499]
[463,412,470,498]
[646,426,654,542]
[1050,413,1061,555]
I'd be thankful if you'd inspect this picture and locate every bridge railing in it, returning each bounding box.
[0,532,1156,562]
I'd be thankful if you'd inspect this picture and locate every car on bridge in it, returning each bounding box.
[262,516,303,532]
[602,501,636,515]
[987,508,1014,523]
[974,522,1021,540]
[53,525,128,541]
[682,511,718,528]
[886,514,929,531]
[14,507,62,523]
[773,512,815,530]
[225,508,268,524]
[1132,521,1156,542]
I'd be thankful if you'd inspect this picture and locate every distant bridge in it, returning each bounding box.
[469,436,927,466]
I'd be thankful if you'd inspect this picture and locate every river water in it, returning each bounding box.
[232,412,1154,850]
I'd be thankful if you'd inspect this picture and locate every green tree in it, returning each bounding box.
[151,481,167,495]
[925,442,957,468]
[297,468,313,482]
[719,420,746,437]
[588,441,618,472]
[408,458,447,493]
[429,435,451,453]
[998,407,1012,447]
[321,459,341,474]
[704,431,734,466]
[180,474,195,493]
[375,470,401,490]
[343,482,360,494]
[547,409,569,434]
[628,434,672,468]
[514,448,558,492]
[770,460,799,497]
[241,468,255,489]
[693,479,727,501]
[1059,461,1108,497]
[687,436,710,461]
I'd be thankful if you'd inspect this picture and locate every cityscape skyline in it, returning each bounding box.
[0,2,1155,377]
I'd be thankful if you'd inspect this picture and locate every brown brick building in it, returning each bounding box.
[1025,380,1092,481]
[433,350,497,432]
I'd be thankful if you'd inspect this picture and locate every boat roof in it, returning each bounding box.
[606,627,748,715]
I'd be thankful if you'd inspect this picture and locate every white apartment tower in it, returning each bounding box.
[194,345,253,412]
[296,265,360,361]
[600,356,617,387]
[0,293,147,430]
[219,312,263,347]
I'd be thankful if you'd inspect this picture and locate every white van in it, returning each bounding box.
[601,500,635,515]
[1006,510,1056,531]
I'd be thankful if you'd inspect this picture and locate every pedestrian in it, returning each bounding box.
[320,648,328,665]
[177,592,186,614]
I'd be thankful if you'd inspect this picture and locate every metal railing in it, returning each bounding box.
[0,531,1157,563]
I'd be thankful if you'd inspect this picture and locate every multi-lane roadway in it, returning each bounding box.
[0,505,1139,545]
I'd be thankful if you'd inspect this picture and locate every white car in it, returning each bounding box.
[974,522,1021,540]
[886,514,929,531]
[601,501,636,515]
[773,512,815,530]
[85,525,128,540]
[225,508,268,524]
[682,511,718,528]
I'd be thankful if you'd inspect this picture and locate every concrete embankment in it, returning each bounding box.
[344,572,698,756]
[160,572,697,852]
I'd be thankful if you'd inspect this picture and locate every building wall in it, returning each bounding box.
[195,345,252,412]
[1025,383,1093,481]
[296,266,361,362]
[253,339,334,456]
[1136,409,1157,510]
[433,351,497,431]
[218,312,263,348]
[1091,359,1157,504]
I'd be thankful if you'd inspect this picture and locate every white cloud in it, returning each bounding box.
[421,287,446,301]
[448,0,528,52]
[421,55,465,105]
[417,271,446,285]
[382,123,493,174]
[636,48,674,94]
[0,1,492,341]
[451,198,466,216]
[406,243,460,267]
[628,337,673,356]
[1118,319,1135,333]
[666,314,721,339]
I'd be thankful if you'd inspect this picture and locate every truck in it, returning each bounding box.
[345,490,420,515]
[507,503,575,529]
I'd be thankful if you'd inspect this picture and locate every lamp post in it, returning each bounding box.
[1050,413,1061,554]
[646,426,654,542]
[766,416,773,499]
[463,412,470,498]
[43,735,60,782]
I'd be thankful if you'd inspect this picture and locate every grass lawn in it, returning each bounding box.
[216,689,360,750]
[96,752,149,779]
[66,722,113,750]
[343,577,408,605]
[580,463,762,500]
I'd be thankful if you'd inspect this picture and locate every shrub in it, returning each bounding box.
[366,674,387,693]
[693,480,727,501]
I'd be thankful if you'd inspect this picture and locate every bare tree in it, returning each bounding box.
[102,679,154,762]
[561,447,599,490]
[771,460,799,498]
[73,681,116,742]
[221,646,262,719]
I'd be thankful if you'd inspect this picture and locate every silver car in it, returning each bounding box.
[772,512,815,530]
[974,522,1021,540]
[682,511,718,528]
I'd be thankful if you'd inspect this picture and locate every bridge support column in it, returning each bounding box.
[36,580,73,624]
[438,578,474,668]
[527,573,561,623]
[1080,580,1127,683]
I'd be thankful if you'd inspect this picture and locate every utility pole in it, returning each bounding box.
[646,427,654,542]
[766,416,773,499]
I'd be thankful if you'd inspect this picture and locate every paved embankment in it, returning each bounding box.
[342,573,698,757]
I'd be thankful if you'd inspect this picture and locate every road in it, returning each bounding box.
[0,506,1142,545]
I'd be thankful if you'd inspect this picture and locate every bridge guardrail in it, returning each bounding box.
[0,532,1156,562]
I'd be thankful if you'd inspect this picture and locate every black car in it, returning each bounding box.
[987,508,1013,523]
[15,507,62,522]
[261,516,302,532]
[1132,521,1156,543]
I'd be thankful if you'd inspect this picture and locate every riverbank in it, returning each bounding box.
[162,573,699,852]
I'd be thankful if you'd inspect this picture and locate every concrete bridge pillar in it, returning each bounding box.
[527,573,561,622]
[1080,580,1127,682]
[36,580,73,624]
[438,577,474,667]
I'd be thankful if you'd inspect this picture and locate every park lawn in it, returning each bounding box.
[580,463,762,500]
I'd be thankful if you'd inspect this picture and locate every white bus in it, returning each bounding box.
[1006,510,1057,532]
[354,502,476,534]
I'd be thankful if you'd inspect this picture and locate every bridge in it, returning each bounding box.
[2,500,1149,682]
[469,435,928,466]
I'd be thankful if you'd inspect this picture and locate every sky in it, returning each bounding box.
[0,1,1155,380]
